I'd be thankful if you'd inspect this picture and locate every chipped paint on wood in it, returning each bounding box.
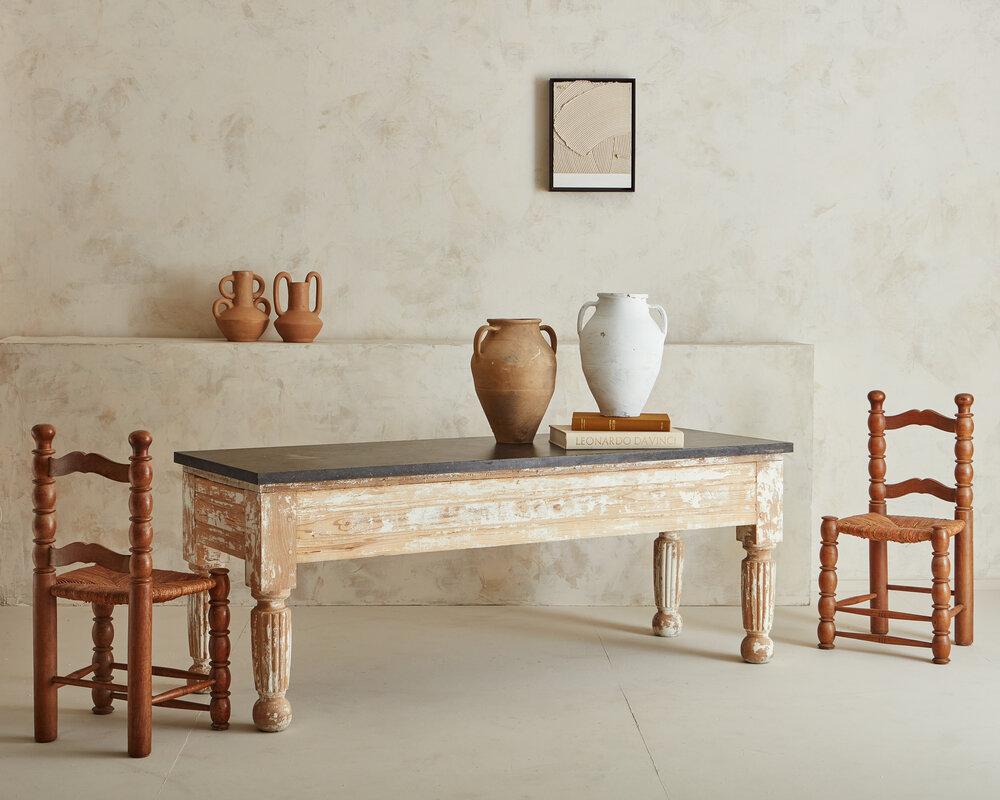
[250,593,292,732]
[652,531,684,637]
[183,469,224,687]
[187,591,210,678]
[738,539,776,664]
[247,491,297,595]
[754,457,784,544]
[292,461,758,561]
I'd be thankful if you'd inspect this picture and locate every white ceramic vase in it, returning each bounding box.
[577,293,668,417]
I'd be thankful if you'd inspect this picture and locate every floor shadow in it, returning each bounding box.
[0,733,35,744]
[528,607,651,638]
[500,607,745,664]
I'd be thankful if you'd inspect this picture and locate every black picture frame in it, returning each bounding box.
[549,77,635,192]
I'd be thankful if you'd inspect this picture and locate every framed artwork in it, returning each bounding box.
[549,77,635,192]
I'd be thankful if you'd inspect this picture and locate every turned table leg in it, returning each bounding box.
[247,490,297,732]
[187,590,211,690]
[182,472,224,694]
[735,458,782,664]
[652,532,684,637]
[251,591,292,731]
[738,536,776,663]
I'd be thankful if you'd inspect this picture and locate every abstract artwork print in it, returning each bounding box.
[550,78,635,191]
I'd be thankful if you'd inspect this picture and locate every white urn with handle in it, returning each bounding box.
[577,293,668,417]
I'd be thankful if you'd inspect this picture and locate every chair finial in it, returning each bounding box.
[32,424,56,450]
[128,430,153,456]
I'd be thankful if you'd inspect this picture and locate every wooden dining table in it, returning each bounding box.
[175,430,792,732]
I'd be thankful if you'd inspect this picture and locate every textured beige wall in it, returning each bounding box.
[2,2,997,584]
[0,339,812,606]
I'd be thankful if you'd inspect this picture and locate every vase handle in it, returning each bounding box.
[540,324,557,355]
[306,271,323,314]
[256,296,272,317]
[212,297,232,320]
[650,304,668,339]
[273,272,291,316]
[218,274,236,300]
[577,301,598,336]
[473,324,499,358]
[252,273,266,300]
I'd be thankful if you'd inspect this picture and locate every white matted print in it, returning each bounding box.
[550,78,635,192]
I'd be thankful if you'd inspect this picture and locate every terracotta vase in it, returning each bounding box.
[213,271,271,342]
[471,318,557,444]
[273,271,323,343]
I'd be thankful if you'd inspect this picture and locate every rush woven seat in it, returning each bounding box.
[835,513,964,544]
[52,564,216,604]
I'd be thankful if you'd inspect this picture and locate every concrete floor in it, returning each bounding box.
[1,591,998,799]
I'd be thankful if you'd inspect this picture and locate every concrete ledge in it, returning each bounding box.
[0,337,813,606]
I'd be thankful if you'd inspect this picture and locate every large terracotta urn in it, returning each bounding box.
[471,318,557,444]
[577,293,667,417]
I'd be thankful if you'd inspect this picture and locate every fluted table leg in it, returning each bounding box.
[251,591,292,731]
[186,590,211,691]
[739,536,775,663]
[652,532,684,637]
[182,471,224,694]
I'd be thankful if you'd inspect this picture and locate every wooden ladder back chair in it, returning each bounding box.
[817,391,974,664]
[31,424,231,758]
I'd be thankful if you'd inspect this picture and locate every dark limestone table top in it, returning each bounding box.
[175,429,793,486]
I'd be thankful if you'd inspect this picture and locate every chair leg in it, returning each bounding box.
[931,527,953,665]
[817,516,838,649]
[954,529,973,645]
[33,577,58,743]
[127,589,153,758]
[91,603,115,714]
[209,569,231,731]
[869,540,889,635]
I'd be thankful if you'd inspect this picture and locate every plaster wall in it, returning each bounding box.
[1,2,997,586]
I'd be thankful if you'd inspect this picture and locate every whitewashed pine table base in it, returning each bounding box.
[179,440,787,732]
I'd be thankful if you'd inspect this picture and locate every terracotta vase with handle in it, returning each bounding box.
[213,271,271,342]
[274,271,323,343]
[471,318,557,444]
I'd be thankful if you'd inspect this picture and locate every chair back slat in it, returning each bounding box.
[884,409,957,433]
[865,391,974,520]
[50,542,131,573]
[50,451,130,482]
[884,478,957,503]
[29,425,155,580]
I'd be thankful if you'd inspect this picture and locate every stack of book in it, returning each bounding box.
[550,412,684,450]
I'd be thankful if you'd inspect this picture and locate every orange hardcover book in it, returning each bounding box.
[571,412,671,432]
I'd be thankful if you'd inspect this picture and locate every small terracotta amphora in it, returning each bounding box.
[274,271,323,343]
[213,271,271,342]
[471,318,557,444]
